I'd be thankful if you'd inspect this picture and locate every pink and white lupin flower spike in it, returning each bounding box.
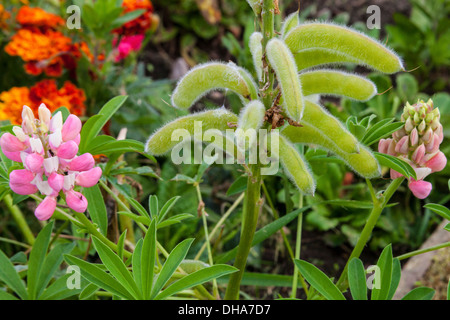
[1,104,102,220]
[378,99,447,199]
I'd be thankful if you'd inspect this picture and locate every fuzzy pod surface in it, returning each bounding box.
[249,32,263,81]
[299,70,377,101]
[171,62,258,109]
[145,109,238,155]
[281,125,380,178]
[293,48,361,71]
[301,101,359,154]
[284,23,404,74]
[266,38,304,122]
[275,132,315,195]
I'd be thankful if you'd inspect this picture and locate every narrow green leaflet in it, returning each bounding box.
[387,258,402,300]
[150,238,194,299]
[402,287,435,300]
[362,119,405,146]
[226,175,247,196]
[155,265,238,300]
[79,95,128,153]
[84,185,108,236]
[371,244,393,300]
[348,258,367,300]
[294,259,346,300]
[64,254,135,300]
[91,236,141,299]
[423,203,450,221]
[158,196,181,222]
[374,152,417,180]
[0,249,28,300]
[142,220,157,299]
[36,242,75,299]
[27,221,54,300]
[149,195,158,219]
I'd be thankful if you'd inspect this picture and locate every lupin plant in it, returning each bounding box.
[0,104,102,220]
[145,0,408,299]
[378,99,446,199]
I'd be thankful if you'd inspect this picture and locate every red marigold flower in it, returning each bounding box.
[113,0,155,35]
[16,6,65,31]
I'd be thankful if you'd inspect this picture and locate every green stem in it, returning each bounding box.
[194,192,245,260]
[262,182,295,259]
[291,195,308,298]
[195,184,218,298]
[396,241,450,261]
[336,177,404,290]
[224,165,262,300]
[4,194,35,245]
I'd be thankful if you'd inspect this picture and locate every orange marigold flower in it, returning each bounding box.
[5,29,78,77]
[16,6,65,31]
[0,4,11,29]
[114,0,154,35]
[0,87,33,124]
[0,80,86,124]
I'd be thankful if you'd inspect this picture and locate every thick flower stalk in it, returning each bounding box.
[378,99,446,198]
[0,105,102,220]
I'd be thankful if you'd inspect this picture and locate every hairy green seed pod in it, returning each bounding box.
[281,11,300,37]
[266,38,304,121]
[145,108,238,155]
[302,101,359,153]
[237,100,266,131]
[236,100,266,151]
[281,126,380,178]
[273,132,316,195]
[171,62,258,109]
[299,70,377,101]
[249,32,263,81]
[284,23,404,74]
[293,48,361,71]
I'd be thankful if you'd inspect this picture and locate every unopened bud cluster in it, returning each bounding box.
[379,99,446,199]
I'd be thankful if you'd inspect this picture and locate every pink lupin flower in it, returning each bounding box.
[0,133,27,153]
[75,167,103,188]
[35,196,57,221]
[378,99,446,199]
[408,179,432,199]
[9,169,38,195]
[65,189,88,213]
[1,104,102,220]
[61,115,82,142]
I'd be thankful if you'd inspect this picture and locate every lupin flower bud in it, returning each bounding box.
[378,99,447,199]
[1,104,102,220]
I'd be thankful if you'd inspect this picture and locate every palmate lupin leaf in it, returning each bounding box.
[171,62,258,110]
[266,38,304,121]
[284,22,404,74]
